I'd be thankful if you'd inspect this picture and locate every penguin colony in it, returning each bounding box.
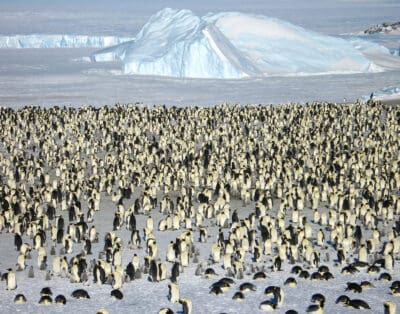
[0,101,399,313]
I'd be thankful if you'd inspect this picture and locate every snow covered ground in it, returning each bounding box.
[0,0,399,106]
[1,47,399,107]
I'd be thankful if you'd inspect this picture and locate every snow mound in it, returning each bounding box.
[0,34,133,49]
[92,8,388,78]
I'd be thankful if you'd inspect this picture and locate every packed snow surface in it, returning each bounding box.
[92,8,390,78]
[0,34,133,49]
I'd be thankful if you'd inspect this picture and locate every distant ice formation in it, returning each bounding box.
[0,34,133,49]
[362,21,400,35]
[92,8,389,78]
[364,85,400,101]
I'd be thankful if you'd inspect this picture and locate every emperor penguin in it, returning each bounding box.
[55,294,67,305]
[180,249,189,267]
[146,216,154,233]
[158,262,167,281]
[111,289,123,300]
[14,293,27,304]
[71,289,90,299]
[14,233,23,251]
[358,244,368,263]
[179,298,193,314]
[16,252,26,271]
[37,247,47,270]
[211,242,221,263]
[149,259,159,282]
[167,241,176,262]
[132,253,140,270]
[28,265,35,278]
[384,301,396,314]
[317,229,325,247]
[39,295,53,305]
[259,299,277,311]
[125,262,135,281]
[199,227,207,243]
[89,226,98,243]
[93,261,106,284]
[273,256,282,271]
[168,282,180,303]
[384,253,394,271]
[6,269,17,290]
[171,262,180,283]
[70,261,80,283]
[264,286,284,308]
[112,268,124,289]
[223,252,232,270]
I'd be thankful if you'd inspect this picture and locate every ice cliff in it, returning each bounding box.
[0,34,132,49]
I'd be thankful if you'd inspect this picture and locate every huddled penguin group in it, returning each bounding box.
[0,101,398,312]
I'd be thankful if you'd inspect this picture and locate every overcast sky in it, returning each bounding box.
[0,0,398,36]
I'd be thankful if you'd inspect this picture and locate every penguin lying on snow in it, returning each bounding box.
[239,282,257,292]
[253,271,268,280]
[40,286,52,296]
[71,289,90,299]
[111,289,123,300]
[39,295,52,305]
[284,277,297,287]
[336,295,370,309]
[259,299,277,311]
[232,291,245,301]
[55,294,67,305]
[345,282,362,293]
[14,294,27,304]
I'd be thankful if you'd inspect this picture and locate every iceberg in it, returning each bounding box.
[0,34,133,49]
[92,8,389,78]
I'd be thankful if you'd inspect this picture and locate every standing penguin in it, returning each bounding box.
[384,301,396,314]
[199,227,207,243]
[273,256,282,271]
[149,259,159,282]
[158,262,167,281]
[16,253,26,271]
[5,269,17,290]
[93,261,106,285]
[167,241,176,262]
[168,282,180,303]
[384,253,394,270]
[179,298,192,314]
[112,269,123,289]
[358,244,368,263]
